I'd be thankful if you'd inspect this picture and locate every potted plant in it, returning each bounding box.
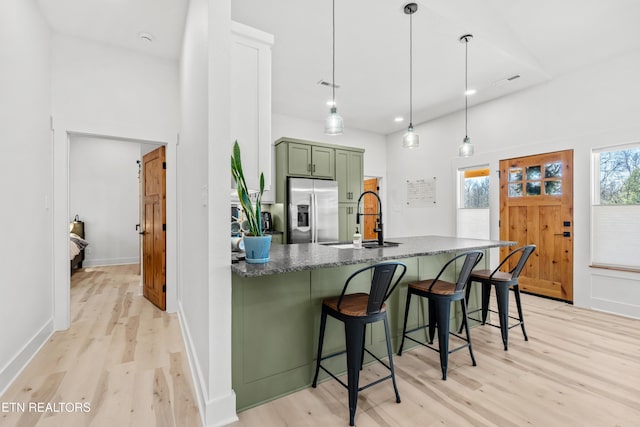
[231,140,271,263]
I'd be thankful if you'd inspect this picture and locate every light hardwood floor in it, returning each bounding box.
[0,265,201,427]
[3,268,640,427]
[232,293,640,427]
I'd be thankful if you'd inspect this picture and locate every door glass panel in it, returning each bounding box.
[526,165,541,180]
[526,181,541,196]
[545,162,562,178]
[545,181,562,195]
[509,183,523,197]
[509,168,523,182]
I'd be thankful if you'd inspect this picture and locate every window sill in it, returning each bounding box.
[590,264,640,274]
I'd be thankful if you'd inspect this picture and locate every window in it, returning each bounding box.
[508,162,563,198]
[458,167,490,239]
[596,147,640,204]
[462,167,490,208]
[592,145,640,270]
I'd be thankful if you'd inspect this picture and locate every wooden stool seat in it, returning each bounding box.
[322,293,387,317]
[470,269,513,282]
[409,279,457,295]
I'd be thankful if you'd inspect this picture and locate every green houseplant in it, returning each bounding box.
[231,140,271,263]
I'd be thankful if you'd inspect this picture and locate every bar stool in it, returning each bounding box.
[312,262,407,426]
[462,245,536,351]
[398,250,484,380]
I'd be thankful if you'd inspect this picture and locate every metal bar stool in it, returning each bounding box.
[462,245,536,350]
[312,262,407,426]
[398,250,484,380]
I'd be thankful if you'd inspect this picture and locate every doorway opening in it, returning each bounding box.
[363,177,379,241]
[68,134,167,313]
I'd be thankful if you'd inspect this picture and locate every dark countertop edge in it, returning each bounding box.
[231,237,515,278]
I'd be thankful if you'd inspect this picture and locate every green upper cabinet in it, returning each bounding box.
[287,142,312,176]
[336,149,363,203]
[286,142,335,179]
[311,146,335,178]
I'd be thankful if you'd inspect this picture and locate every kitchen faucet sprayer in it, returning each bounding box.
[356,191,384,247]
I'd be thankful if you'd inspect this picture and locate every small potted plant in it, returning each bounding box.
[231,140,271,263]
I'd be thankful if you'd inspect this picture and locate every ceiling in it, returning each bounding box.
[37,0,640,135]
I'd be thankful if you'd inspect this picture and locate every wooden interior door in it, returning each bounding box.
[499,150,573,302]
[142,146,166,310]
[363,178,378,240]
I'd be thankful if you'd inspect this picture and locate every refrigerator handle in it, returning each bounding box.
[313,192,319,243]
[311,193,316,243]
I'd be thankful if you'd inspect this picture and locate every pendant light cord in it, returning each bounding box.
[464,38,468,138]
[409,11,413,127]
[332,0,336,106]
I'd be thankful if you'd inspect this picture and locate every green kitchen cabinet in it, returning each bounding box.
[285,142,335,179]
[338,203,358,242]
[335,149,363,203]
[310,145,335,178]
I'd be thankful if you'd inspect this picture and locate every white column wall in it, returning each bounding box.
[177,0,236,425]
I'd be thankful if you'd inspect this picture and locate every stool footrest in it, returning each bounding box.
[402,330,471,355]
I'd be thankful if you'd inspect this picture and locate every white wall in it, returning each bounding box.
[51,34,180,328]
[386,49,640,317]
[69,136,142,267]
[0,0,53,395]
[178,0,236,425]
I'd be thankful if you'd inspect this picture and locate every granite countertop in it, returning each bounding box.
[231,235,515,278]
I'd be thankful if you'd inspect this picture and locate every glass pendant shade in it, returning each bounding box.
[402,125,419,148]
[459,136,474,157]
[325,106,344,135]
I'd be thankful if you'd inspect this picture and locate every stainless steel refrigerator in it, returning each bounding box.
[287,177,339,244]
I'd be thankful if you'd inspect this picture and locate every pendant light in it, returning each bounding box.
[458,34,474,157]
[402,3,419,148]
[325,0,344,135]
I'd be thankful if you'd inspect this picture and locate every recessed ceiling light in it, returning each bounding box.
[139,32,154,43]
[464,89,477,96]
[394,117,404,122]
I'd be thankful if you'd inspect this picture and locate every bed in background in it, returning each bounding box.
[70,217,88,272]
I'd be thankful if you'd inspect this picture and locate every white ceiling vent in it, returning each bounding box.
[493,74,521,87]
[317,80,340,89]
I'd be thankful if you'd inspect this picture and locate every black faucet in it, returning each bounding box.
[356,191,384,247]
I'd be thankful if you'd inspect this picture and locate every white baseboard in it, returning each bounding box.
[82,257,140,267]
[0,319,54,397]
[591,298,640,319]
[177,302,238,427]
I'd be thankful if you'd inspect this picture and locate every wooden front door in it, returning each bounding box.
[499,150,573,302]
[363,178,378,240]
[142,146,166,310]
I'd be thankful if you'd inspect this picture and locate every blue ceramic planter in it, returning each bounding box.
[243,235,272,264]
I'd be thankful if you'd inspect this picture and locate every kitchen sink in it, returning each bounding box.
[363,241,401,248]
[325,243,358,249]
[321,241,401,249]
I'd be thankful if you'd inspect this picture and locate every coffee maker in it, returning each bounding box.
[261,212,272,232]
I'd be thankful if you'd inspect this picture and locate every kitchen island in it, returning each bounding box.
[231,235,514,411]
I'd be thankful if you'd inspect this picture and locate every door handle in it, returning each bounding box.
[312,164,316,173]
[554,232,571,237]
[139,231,146,235]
